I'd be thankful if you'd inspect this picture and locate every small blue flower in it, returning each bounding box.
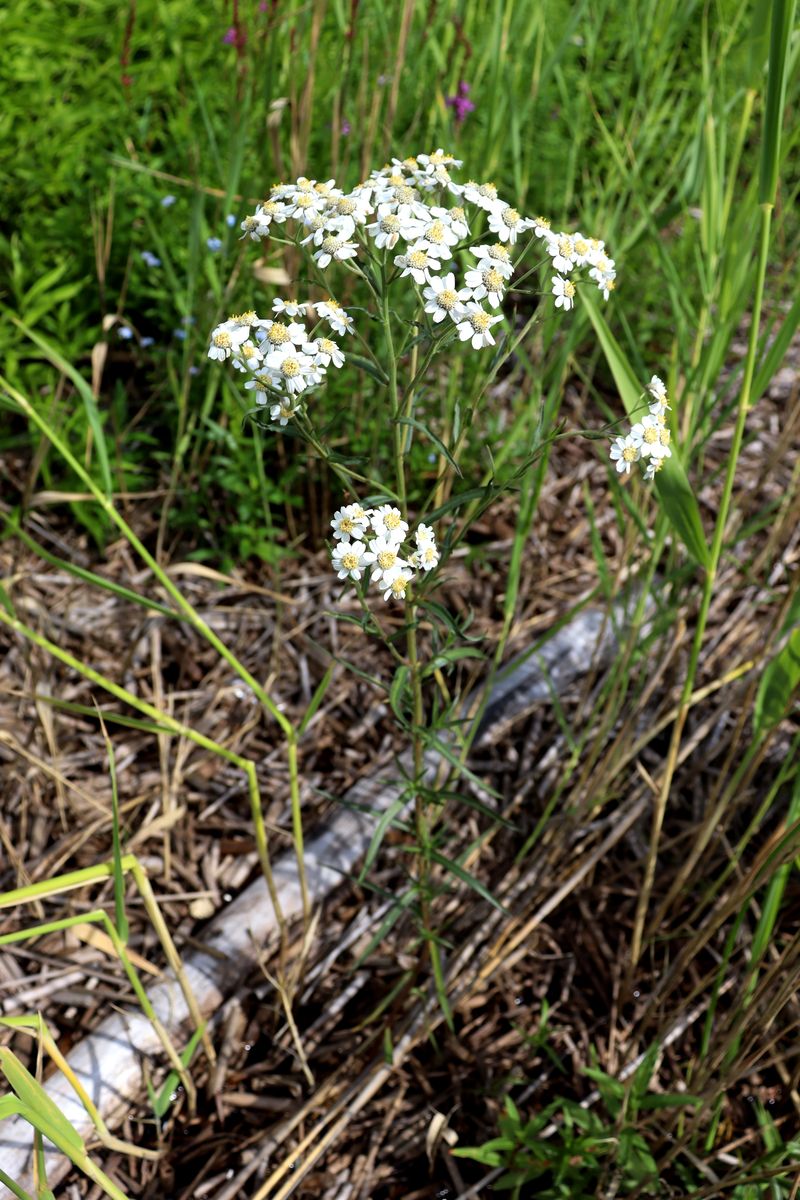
[118,325,134,340]
[189,365,200,376]
[181,315,196,326]
[174,329,187,341]
[161,194,177,208]
[207,237,223,252]
[140,250,161,269]
[225,214,237,228]
[141,336,155,348]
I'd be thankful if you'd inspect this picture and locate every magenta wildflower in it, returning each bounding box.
[445,81,476,126]
[341,119,351,136]
[222,26,237,44]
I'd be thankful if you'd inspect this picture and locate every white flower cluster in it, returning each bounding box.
[207,299,351,425]
[235,151,615,340]
[528,219,617,312]
[610,375,672,482]
[330,502,440,602]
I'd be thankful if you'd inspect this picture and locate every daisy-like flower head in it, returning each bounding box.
[570,233,593,266]
[272,298,306,318]
[315,299,354,336]
[643,457,665,482]
[208,319,250,361]
[367,210,404,250]
[547,234,577,275]
[415,523,436,548]
[416,216,460,259]
[414,540,440,572]
[487,205,533,245]
[332,540,367,582]
[270,399,300,426]
[456,302,503,350]
[647,375,668,404]
[395,246,437,285]
[629,415,668,459]
[370,504,409,544]
[240,200,286,240]
[264,347,314,394]
[331,504,370,541]
[383,568,414,603]
[313,235,358,269]
[551,275,576,311]
[231,340,264,372]
[471,243,514,280]
[362,535,408,584]
[441,205,470,239]
[463,180,502,211]
[464,264,507,308]
[609,434,640,475]
[532,216,551,239]
[244,371,273,405]
[307,336,345,369]
[423,272,470,324]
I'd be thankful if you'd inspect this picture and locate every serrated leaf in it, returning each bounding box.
[581,290,710,569]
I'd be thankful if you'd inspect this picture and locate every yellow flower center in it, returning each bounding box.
[558,237,573,257]
[318,338,336,354]
[336,197,356,214]
[282,358,300,377]
[322,236,342,253]
[643,427,658,444]
[485,268,504,290]
[213,331,232,348]
[574,238,589,255]
[479,183,497,200]
[388,173,404,186]
[323,298,341,310]
[489,244,510,262]
[437,289,458,310]
[450,207,465,223]
[380,215,400,233]
[295,193,314,208]
[384,512,402,530]
[503,208,521,226]
[470,312,491,332]
[659,428,671,446]
[391,576,408,597]
[339,517,354,533]
[564,281,576,298]
[342,552,358,570]
[536,216,551,231]
[408,250,428,269]
[426,221,445,243]
[623,445,637,462]
[394,185,416,204]
[296,177,313,191]
[268,324,290,344]
[378,549,397,570]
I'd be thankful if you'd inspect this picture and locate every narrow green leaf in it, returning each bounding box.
[397,415,462,476]
[0,1166,36,1200]
[425,847,508,913]
[582,289,710,568]
[298,662,336,736]
[755,627,800,733]
[759,0,798,206]
[153,1025,205,1119]
[0,1050,84,1157]
[9,318,112,496]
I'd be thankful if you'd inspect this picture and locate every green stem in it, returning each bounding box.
[630,204,773,965]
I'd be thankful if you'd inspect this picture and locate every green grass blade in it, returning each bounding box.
[759,0,798,206]
[0,1050,84,1158]
[0,1167,36,1200]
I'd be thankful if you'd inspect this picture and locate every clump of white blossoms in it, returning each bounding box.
[207,302,347,424]
[609,375,672,482]
[209,152,617,412]
[330,502,440,603]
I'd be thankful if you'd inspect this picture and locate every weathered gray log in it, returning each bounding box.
[0,589,646,1190]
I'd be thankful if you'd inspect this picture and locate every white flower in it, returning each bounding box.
[415,216,460,259]
[414,541,440,571]
[244,372,273,405]
[370,505,409,543]
[270,399,300,426]
[647,375,668,404]
[367,210,405,249]
[456,303,503,350]
[362,536,408,584]
[231,340,264,372]
[432,204,469,239]
[264,347,314,394]
[331,504,369,541]
[395,246,438,284]
[532,216,552,239]
[415,523,436,547]
[240,200,286,240]
[307,337,344,368]
[463,180,502,211]
[546,233,577,275]
[643,457,665,482]
[256,319,308,350]
[423,272,470,323]
[332,540,367,582]
[383,568,414,602]
[326,192,374,224]
[570,233,593,266]
[315,299,354,336]
[464,264,507,308]
[471,243,514,280]
[630,416,671,459]
[312,235,358,268]
[208,320,250,361]
[609,435,640,475]
[272,298,306,318]
[551,275,576,311]
[487,205,532,244]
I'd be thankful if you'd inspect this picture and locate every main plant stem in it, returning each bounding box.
[630,206,773,967]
